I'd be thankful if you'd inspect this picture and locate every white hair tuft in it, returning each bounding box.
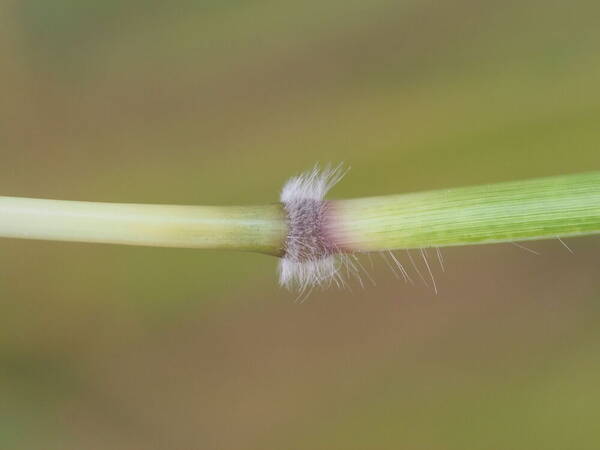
[279,165,348,293]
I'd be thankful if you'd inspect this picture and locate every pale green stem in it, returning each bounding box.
[0,197,286,256]
[0,172,598,257]
[332,172,600,251]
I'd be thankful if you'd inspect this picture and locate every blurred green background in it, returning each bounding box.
[1,1,600,448]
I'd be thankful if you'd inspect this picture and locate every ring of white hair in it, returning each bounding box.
[279,165,346,292]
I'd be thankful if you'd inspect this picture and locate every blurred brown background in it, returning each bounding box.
[1,1,600,448]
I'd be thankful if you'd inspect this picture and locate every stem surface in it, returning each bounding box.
[0,197,286,255]
[1,172,598,256]
[332,172,600,251]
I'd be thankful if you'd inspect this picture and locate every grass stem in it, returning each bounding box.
[0,197,287,256]
[332,172,600,251]
[0,172,598,259]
